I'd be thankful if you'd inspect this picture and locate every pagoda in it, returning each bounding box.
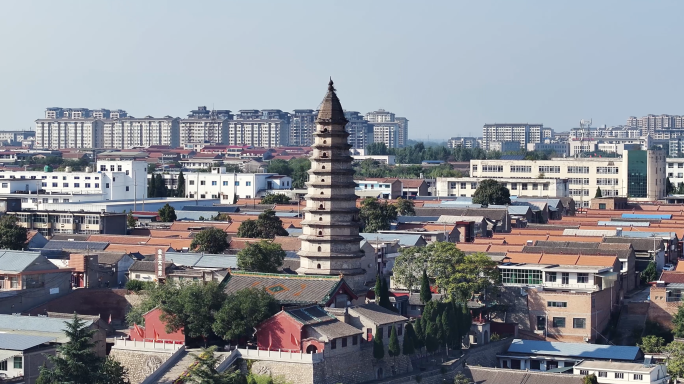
[296,80,366,291]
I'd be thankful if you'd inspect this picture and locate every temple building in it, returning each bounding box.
[296,80,367,292]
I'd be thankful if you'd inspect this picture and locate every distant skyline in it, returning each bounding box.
[2,1,684,140]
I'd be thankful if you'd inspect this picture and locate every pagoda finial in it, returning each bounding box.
[328,78,335,92]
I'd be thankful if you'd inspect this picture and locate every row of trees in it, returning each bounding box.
[357,197,415,233]
[266,158,311,188]
[364,142,556,164]
[148,172,186,198]
[127,282,278,344]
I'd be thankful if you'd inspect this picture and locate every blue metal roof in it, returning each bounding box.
[0,251,43,273]
[507,339,640,361]
[621,213,672,220]
[0,333,57,351]
[0,314,93,334]
[598,221,650,227]
[286,228,302,236]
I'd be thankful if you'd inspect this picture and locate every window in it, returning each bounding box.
[223,181,228,186]
[577,273,589,283]
[342,337,347,347]
[532,183,538,190]
[567,166,589,174]
[0,359,5,371]
[538,166,560,173]
[74,183,79,188]
[235,181,240,186]
[331,339,336,349]
[562,273,569,284]
[536,316,545,330]
[482,165,504,172]
[552,317,565,328]
[597,166,619,174]
[543,184,549,190]
[599,203,606,209]
[598,372,607,377]
[633,374,643,380]
[63,183,69,187]
[10,277,18,289]
[510,165,532,173]
[125,170,129,175]
[460,183,466,189]
[511,183,517,190]
[614,372,624,379]
[41,182,47,187]
[125,186,129,191]
[0,183,6,188]
[200,180,206,186]
[13,356,21,369]
[117,165,122,172]
[545,272,556,282]
[573,318,586,329]
[472,165,477,172]
[352,335,358,345]
[471,182,477,189]
[246,181,251,186]
[63,199,69,203]
[85,183,91,188]
[521,183,528,190]
[579,370,588,375]
[100,165,106,171]
[189,180,195,185]
[500,269,542,285]
[547,301,567,308]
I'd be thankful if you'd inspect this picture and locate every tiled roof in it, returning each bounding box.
[223,272,354,305]
[229,238,265,250]
[130,229,194,238]
[0,251,50,273]
[465,367,584,384]
[88,235,150,245]
[43,240,109,251]
[285,305,335,325]
[348,304,407,325]
[0,314,93,334]
[506,339,640,361]
[660,271,684,284]
[105,244,173,255]
[273,236,301,251]
[95,253,128,265]
[398,179,426,188]
[129,260,174,273]
[310,320,363,339]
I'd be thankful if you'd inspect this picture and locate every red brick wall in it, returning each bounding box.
[648,286,679,329]
[256,312,306,352]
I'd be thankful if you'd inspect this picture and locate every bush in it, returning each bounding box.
[490,332,501,341]
[126,280,153,292]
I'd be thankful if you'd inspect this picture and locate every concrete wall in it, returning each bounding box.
[27,288,129,324]
[0,271,72,314]
[109,348,176,384]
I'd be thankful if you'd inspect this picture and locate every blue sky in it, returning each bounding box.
[1,1,683,140]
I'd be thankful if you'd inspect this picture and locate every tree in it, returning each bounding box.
[424,319,438,353]
[453,373,470,384]
[402,323,415,355]
[186,346,246,384]
[155,173,167,197]
[392,247,425,293]
[641,261,657,284]
[177,171,186,198]
[666,341,684,380]
[359,197,398,233]
[260,193,291,204]
[236,210,288,239]
[471,179,511,206]
[147,173,156,198]
[267,159,292,176]
[127,213,136,229]
[191,227,229,254]
[237,241,285,273]
[673,305,684,338]
[213,288,278,341]
[37,314,129,384]
[0,215,27,250]
[159,282,227,343]
[374,275,393,311]
[394,197,415,216]
[420,269,432,303]
[158,203,176,222]
[373,326,385,359]
[211,213,232,221]
[413,318,425,352]
[638,335,666,353]
[388,325,401,357]
[289,158,311,189]
[595,187,603,198]
[580,373,598,384]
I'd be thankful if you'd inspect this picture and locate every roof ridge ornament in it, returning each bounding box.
[328,78,335,92]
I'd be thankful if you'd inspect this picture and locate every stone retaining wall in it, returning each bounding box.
[109,348,176,384]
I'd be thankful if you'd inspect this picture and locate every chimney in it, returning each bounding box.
[616,227,623,237]
[526,240,533,246]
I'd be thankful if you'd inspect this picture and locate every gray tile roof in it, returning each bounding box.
[522,245,633,260]
[415,207,508,221]
[49,234,89,241]
[0,314,93,334]
[310,320,363,340]
[43,240,109,251]
[360,233,425,247]
[465,367,585,384]
[164,253,237,269]
[348,304,407,325]
[223,272,351,305]
[0,333,56,351]
[129,260,174,272]
[286,306,335,325]
[603,237,665,252]
[0,251,48,273]
[408,293,444,306]
[95,253,128,265]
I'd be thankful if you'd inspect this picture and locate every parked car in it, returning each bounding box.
[663,264,675,271]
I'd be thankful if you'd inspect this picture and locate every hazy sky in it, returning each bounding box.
[1,1,683,140]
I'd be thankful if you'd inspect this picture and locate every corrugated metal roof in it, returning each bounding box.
[163,253,237,269]
[396,216,439,224]
[359,233,423,247]
[0,314,93,334]
[0,333,56,351]
[0,251,43,273]
[621,231,677,239]
[507,339,640,361]
[43,240,109,251]
[562,229,617,237]
[622,213,672,220]
[181,206,240,213]
[598,221,650,227]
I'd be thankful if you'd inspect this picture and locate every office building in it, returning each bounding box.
[489,141,521,153]
[10,210,127,236]
[470,149,667,204]
[344,111,373,149]
[103,116,180,149]
[526,142,569,157]
[289,109,317,147]
[482,123,551,151]
[436,177,569,198]
[178,167,292,203]
[179,106,233,147]
[227,109,290,148]
[447,137,480,149]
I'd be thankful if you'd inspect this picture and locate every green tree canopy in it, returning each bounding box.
[674,305,684,338]
[158,282,228,342]
[0,215,27,250]
[158,203,177,222]
[581,373,599,384]
[176,171,186,198]
[642,262,657,284]
[260,193,291,205]
[155,174,167,197]
[190,227,229,254]
[212,288,278,341]
[595,187,603,198]
[638,335,666,353]
[37,314,129,384]
[359,197,398,233]
[402,323,415,355]
[237,240,286,273]
[413,318,425,351]
[211,213,232,222]
[471,179,511,206]
[127,213,136,229]
[373,326,385,359]
[388,325,401,357]
[186,346,247,384]
[266,159,292,176]
[236,210,288,239]
[420,269,432,304]
[667,341,684,380]
[394,197,415,216]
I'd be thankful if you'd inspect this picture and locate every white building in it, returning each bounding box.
[103,116,180,149]
[34,119,104,149]
[526,142,570,157]
[489,141,521,152]
[482,123,551,151]
[177,167,292,203]
[179,107,232,147]
[372,123,400,148]
[436,177,569,198]
[573,360,668,384]
[666,157,684,188]
[227,110,290,148]
[447,137,480,149]
[470,149,667,204]
[366,109,408,148]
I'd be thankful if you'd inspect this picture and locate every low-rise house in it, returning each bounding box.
[398,179,429,198]
[346,304,408,343]
[355,178,402,199]
[0,333,57,384]
[464,366,587,384]
[256,305,363,355]
[573,360,669,384]
[128,307,185,344]
[497,339,642,371]
[648,271,684,328]
[127,260,176,283]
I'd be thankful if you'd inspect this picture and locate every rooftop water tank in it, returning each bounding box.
[44,165,52,172]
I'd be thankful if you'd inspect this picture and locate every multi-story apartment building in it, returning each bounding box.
[447,137,480,149]
[627,114,684,135]
[179,106,233,147]
[569,138,645,156]
[490,141,522,153]
[470,149,667,204]
[365,109,408,148]
[0,130,34,146]
[499,253,621,343]
[526,142,569,157]
[344,111,373,149]
[10,210,126,236]
[103,116,180,149]
[436,177,569,198]
[227,109,290,148]
[289,109,317,147]
[482,123,549,151]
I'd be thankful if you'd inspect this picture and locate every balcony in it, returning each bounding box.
[542,282,598,291]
